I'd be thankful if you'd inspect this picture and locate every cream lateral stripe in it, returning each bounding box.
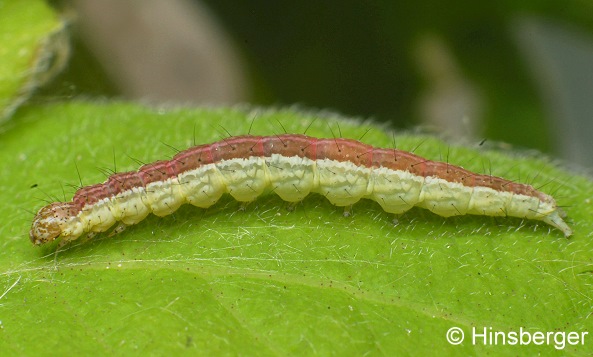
[29,134,572,245]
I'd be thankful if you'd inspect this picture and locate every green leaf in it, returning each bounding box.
[1,101,592,355]
[0,0,68,119]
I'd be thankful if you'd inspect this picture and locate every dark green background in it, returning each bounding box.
[47,0,593,155]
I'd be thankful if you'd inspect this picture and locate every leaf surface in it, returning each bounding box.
[0,102,592,355]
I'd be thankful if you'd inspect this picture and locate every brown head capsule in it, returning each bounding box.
[29,202,78,245]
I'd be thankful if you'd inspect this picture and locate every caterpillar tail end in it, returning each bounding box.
[542,210,573,238]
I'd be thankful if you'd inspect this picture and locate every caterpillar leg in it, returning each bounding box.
[343,205,353,217]
[57,233,84,249]
[57,238,72,249]
[238,201,252,211]
[108,222,128,237]
[392,215,400,226]
[286,202,299,212]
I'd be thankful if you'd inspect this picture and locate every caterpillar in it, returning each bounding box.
[30,134,572,245]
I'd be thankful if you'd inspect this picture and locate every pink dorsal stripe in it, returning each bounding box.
[71,134,540,211]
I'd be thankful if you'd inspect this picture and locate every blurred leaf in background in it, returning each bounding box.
[196,0,593,160]
[0,0,68,119]
[43,0,593,167]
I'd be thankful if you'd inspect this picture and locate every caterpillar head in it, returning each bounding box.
[30,202,78,245]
